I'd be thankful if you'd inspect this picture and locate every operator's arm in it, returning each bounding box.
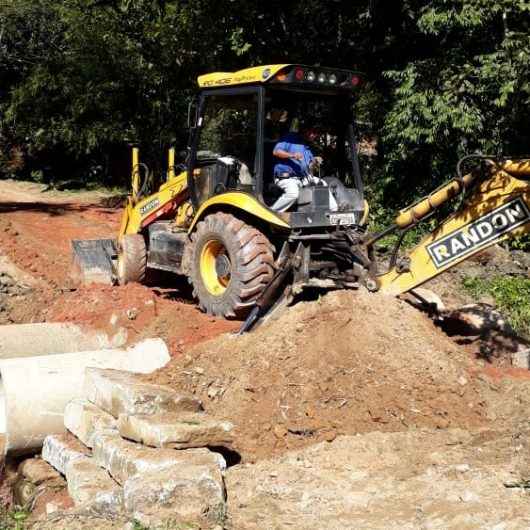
[272,141,304,160]
[273,148,303,161]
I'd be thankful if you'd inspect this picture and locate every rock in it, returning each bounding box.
[444,304,512,335]
[64,398,117,448]
[92,431,226,485]
[512,348,530,369]
[273,424,287,439]
[13,479,39,506]
[123,461,226,529]
[404,287,446,314]
[321,428,337,442]
[42,433,90,475]
[18,458,62,485]
[118,412,234,450]
[84,368,203,418]
[65,456,122,510]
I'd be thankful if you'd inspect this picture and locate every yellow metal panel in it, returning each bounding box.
[121,171,188,236]
[188,191,290,232]
[197,64,291,88]
[168,148,175,181]
[379,170,530,296]
[131,147,140,201]
[118,197,134,238]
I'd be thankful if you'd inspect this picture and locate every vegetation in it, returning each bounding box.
[462,275,530,337]
[0,506,28,530]
[1,0,529,207]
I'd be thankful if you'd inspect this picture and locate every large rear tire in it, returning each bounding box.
[117,234,147,285]
[189,212,274,318]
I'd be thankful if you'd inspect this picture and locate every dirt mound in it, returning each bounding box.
[226,428,530,529]
[146,290,489,461]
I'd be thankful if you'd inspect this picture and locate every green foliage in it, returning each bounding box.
[1,0,529,196]
[462,275,530,337]
[507,234,530,251]
[0,506,29,530]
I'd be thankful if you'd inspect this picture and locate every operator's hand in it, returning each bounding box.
[291,152,304,161]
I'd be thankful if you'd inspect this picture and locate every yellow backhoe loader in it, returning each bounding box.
[72,64,530,332]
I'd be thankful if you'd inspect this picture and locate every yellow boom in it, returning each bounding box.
[379,160,530,295]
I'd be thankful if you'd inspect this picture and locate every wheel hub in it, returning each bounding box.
[200,239,232,296]
[215,254,231,278]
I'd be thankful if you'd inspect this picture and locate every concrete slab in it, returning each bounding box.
[64,398,117,448]
[0,322,126,360]
[65,456,122,510]
[92,431,225,485]
[84,368,202,419]
[0,338,170,454]
[118,412,234,449]
[42,433,90,476]
[123,461,226,529]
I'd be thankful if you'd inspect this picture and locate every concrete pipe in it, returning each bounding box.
[0,338,169,454]
[0,322,127,359]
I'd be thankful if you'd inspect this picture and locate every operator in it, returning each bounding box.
[271,122,336,212]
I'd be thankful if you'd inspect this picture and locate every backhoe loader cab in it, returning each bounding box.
[188,64,366,226]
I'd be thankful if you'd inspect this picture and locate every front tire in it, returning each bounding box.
[117,234,147,285]
[189,213,274,318]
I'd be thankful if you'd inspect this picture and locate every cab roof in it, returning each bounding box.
[197,64,362,90]
[197,64,290,88]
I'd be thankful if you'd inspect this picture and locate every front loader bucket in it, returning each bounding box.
[71,239,117,285]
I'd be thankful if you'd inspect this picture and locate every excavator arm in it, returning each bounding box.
[378,159,530,295]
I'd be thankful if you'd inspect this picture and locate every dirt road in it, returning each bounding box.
[0,180,237,350]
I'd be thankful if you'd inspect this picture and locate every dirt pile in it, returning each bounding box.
[146,289,490,461]
[226,427,530,529]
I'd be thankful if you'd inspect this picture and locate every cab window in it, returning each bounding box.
[198,93,259,183]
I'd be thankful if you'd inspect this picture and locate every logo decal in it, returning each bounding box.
[427,196,530,269]
[139,198,160,216]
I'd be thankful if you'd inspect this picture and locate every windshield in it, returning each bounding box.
[264,89,357,186]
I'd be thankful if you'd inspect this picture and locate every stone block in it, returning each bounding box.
[65,456,122,510]
[42,433,90,476]
[123,461,226,529]
[83,368,202,418]
[92,431,226,485]
[64,398,117,448]
[118,412,234,449]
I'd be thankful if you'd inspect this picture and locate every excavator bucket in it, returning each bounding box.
[71,239,117,285]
